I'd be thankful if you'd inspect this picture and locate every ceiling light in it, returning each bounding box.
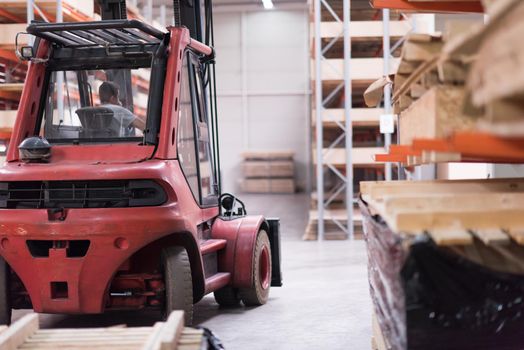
[262,0,274,10]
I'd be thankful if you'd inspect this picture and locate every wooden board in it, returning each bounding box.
[361,179,524,247]
[303,208,363,241]
[313,58,400,81]
[313,147,386,167]
[0,110,17,128]
[0,24,26,48]
[241,150,294,161]
[399,85,475,145]
[243,160,294,178]
[312,108,385,127]
[240,178,295,194]
[317,20,410,39]
[0,1,94,22]
[1,311,204,350]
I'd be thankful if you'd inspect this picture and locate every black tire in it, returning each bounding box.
[240,230,272,306]
[161,246,193,326]
[0,257,11,325]
[214,286,241,307]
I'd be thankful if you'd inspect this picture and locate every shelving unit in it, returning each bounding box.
[307,0,407,240]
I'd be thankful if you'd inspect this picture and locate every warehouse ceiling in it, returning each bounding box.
[134,0,307,22]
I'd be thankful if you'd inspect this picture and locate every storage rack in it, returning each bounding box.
[309,0,408,240]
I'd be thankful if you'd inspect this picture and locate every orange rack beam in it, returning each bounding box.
[0,127,12,140]
[370,0,484,13]
[375,132,524,165]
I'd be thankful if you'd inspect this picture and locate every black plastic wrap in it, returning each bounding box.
[360,199,524,350]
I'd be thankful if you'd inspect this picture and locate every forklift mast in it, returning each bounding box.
[96,0,133,111]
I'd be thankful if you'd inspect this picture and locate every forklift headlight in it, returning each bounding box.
[128,180,168,207]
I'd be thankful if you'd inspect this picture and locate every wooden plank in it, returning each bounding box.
[243,160,294,178]
[0,111,17,129]
[159,311,185,350]
[318,20,410,39]
[141,322,164,350]
[471,228,510,245]
[0,24,26,47]
[428,228,473,246]
[0,313,39,350]
[313,108,385,127]
[240,178,295,194]
[314,147,386,167]
[241,150,294,161]
[313,58,400,81]
[360,178,524,200]
[399,86,474,145]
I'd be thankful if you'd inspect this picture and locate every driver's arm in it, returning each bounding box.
[132,116,146,130]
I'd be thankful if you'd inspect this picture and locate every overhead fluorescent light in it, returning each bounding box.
[262,0,274,9]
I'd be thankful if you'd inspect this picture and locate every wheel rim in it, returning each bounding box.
[259,245,270,290]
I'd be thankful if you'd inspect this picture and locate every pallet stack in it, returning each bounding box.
[306,0,409,240]
[0,311,207,349]
[240,151,295,194]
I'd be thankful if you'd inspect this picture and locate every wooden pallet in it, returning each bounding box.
[361,179,524,276]
[0,312,204,350]
[303,208,363,240]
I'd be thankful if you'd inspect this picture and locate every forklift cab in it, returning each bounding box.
[12,20,220,205]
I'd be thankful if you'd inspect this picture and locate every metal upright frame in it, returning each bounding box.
[313,0,353,240]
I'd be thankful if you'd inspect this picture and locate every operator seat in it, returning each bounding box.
[76,107,118,139]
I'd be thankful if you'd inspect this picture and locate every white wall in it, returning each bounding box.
[213,8,310,193]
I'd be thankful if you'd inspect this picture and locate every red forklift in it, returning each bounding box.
[0,0,282,325]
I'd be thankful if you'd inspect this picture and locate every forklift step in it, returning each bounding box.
[205,272,231,294]
[200,239,227,255]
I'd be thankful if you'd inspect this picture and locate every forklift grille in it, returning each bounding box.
[0,180,167,209]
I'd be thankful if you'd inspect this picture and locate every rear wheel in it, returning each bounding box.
[240,230,272,306]
[161,246,193,325]
[0,257,11,325]
[214,286,241,307]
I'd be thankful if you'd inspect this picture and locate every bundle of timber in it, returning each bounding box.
[360,178,524,350]
[0,311,217,349]
[464,0,524,136]
[240,151,295,194]
[303,208,363,241]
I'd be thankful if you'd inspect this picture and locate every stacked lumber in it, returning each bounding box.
[393,30,478,146]
[240,151,295,194]
[464,0,524,136]
[361,178,524,349]
[0,311,207,350]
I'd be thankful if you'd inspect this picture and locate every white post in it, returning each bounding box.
[343,0,353,239]
[383,9,392,181]
[314,0,324,240]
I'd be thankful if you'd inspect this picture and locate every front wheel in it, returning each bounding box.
[240,230,272,306]
[0,257,11,325]
[161,246,193,325]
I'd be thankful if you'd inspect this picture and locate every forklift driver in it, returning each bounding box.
[98,81,146,136]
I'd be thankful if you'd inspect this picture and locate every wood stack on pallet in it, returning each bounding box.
[0,311,207,349]
[368,0,524,167]
[240,151,295,194]
[361,178,524,350]
[306,0,408,240]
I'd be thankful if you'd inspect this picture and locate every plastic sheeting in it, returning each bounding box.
[360,199,524,350]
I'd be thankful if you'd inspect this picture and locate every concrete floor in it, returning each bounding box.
[13,193,372,349]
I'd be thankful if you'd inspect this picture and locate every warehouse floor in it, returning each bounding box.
[12,194,371,350]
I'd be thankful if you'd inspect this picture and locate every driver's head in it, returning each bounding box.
[99,81,121,105]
